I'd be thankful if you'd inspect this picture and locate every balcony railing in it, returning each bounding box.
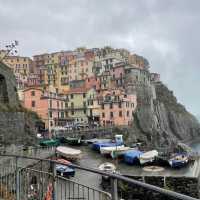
[0,153,199,200]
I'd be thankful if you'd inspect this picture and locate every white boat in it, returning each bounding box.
[100,145,125,155]
[98,162,116,173]
[110,147,135,159]
[56,146,82,161]
[139,150,158,165]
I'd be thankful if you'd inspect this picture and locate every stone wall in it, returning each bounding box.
[0,112,37,145]
[117,175,199,200]
[0,62,19,107]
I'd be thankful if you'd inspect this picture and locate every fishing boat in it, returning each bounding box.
[53,158,72,166]
[39,139,60,147]
[168,154,189,168]
[110,147,135,159]
[124,150,143,165]
[65,137,82,145]
[139,150,158,165]
[56,146,82,161]
[99,145,128,156]
[56,164,75,177]
[92,135,124,152]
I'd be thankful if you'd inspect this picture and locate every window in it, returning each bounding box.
[83,101,86,107]
[118,102,122,108]
[71,102,74,108]
[84,109,86,114]
[65,102,68,108]
[57,101,59,108]
[110,112,113,118]
[50,121,53,127]
[102,113,105,118]
[127,111,129,117]
[31,91,35,96]
[65,111,68,117]
[50,100,52,108]
[101,104,104,109]
[61,112,64,118]
[71,110,74,115]
[119,111,122,117]
[71,94,74,99]
[31,101,35,107]
[83,93,86,98]
[110,103,113,109]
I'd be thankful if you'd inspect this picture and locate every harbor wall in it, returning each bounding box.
[0,112,37,145]
[117,175,199,199]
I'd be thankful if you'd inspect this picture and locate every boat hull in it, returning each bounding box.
[139,150,158,165]
[56,146,82,161]
[124,150,143,165]
[56,165,75,177]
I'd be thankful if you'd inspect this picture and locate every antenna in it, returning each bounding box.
[0,41,19,62]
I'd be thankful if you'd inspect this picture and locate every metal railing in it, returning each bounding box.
[0,154,199,200]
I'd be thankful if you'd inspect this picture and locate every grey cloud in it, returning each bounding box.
[0,0,200,115]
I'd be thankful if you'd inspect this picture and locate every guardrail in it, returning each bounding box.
[0,154,199,200]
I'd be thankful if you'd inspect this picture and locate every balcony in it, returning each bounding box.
[0,152,198,200]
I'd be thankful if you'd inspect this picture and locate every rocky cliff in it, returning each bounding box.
[125,81,200,148]
[0,62,39,146]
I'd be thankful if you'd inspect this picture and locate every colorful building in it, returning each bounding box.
[23,87,68,131]
[65,87,88,123]
[97,89,137,126]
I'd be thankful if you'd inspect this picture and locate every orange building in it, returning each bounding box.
[23,87,68,131]
[96,89,137,126]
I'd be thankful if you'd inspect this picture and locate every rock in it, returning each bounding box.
[0,62,39,145]
[125,77,200,148]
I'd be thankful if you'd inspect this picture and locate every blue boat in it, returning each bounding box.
[124,150,143,165]
[168,154,189,168]
[92,142,123,152]
[92,135,124,152]
[56,164,75,177]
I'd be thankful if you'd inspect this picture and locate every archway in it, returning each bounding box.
[0,74,9,104]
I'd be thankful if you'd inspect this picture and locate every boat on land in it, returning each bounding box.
[92,135,124,152]
[53,158,72,166]
[65,137,83,145]
[39,139,60,147]
[99,162,116,173]
[110,147,136,159]
[92,142,123,152]
[56,146,82,161]
[99,162,116,180]
[56,164,75,177]
[168,154,189,168]
[124,150,143,165]
[139,150,158,165]
[99,145,129,156]
[83,138,112,145]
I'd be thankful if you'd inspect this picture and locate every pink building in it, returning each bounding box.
[85,76,100,90]
[110,62,125,88]
[98,89,137,126]
[23,87,67,131]
[27,74,40,86]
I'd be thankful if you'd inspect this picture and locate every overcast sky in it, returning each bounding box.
[0,0,199,116]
